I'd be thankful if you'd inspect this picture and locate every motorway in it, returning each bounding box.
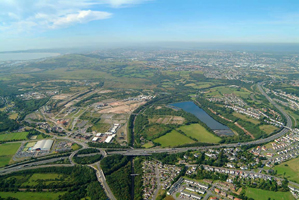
[89,162,117,200]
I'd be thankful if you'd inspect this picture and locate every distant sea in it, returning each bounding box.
[0,53,60,61]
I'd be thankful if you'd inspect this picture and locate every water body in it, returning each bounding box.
[170,101,234,136]
[0,53,60,61]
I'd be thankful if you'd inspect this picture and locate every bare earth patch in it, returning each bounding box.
[99,101,145,114]
[52,94,72,100]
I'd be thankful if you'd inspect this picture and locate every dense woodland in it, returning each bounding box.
[101,154,129,175]
[0,112,19,132]
[134,158,144,200]
[76,148,101,155]
[13,97,49,120]
[73,154,102,164]
[106,161,132,200]
[100,155,133,199]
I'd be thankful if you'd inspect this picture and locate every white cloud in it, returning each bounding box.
[51,10,112,29]
[103,0,151,8]
[0,0,149,34]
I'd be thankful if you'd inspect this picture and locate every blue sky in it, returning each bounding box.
[0,0,298,51]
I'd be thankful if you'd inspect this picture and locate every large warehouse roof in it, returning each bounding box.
[32,139,53,151]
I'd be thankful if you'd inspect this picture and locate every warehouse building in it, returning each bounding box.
[31,139,54,152]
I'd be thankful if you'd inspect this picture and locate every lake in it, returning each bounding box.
[170,101,234,136]
[0,53,60,61]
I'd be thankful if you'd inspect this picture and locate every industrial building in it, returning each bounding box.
[31,139,54,152]
[105,135,116,143]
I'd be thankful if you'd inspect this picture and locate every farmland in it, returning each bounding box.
[0,132,29,142]
[259,125,279,135]
[178,124,221,143]
[154,130,194,147]
[245,187,295,200]
[274,157,299,183]
[22,173,66,186]
[233,112,260,125]
[0,192,65,200]
[142,124,171,139]
[0,142,21,167]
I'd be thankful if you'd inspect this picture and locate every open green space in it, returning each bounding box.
[233,112,260,125]
[142,142,154,148]
[0,142,21,167]
[22,173,64,186]
[274,157,299,183]
[259,125,279,135]
[71,143,81,150]
[91,122,111,133]
[8,113,18,120]
[0,192,65,200]
[154,130,194,147]
[185,82,213,89]
[0,132,28,141]
[142,124,170,138]
[245,187,295,200]
[178,124,221,143]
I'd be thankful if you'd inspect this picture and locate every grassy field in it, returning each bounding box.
[274,157,299,183]
[91,122,111,133]
[245,187,295,200]
[142,124,170,138]
[154,130,194,147]
[0,192,65,200]
[0,143,21,167]
[0,132,29,141]
[259,125,279,135]
[233,112,260,125]
[22,173,65,186]
[142,142,154,148]
[148,115,185,125]
[178,124,221,143]
[9,113,18,120]
[185,82,212,89]
[71,143,81,150]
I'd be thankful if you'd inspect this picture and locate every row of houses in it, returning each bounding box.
[202,165,274,182]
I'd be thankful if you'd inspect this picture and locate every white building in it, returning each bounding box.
[105,135,116,143]
[31,140,53,152]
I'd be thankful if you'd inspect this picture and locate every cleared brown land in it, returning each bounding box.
[149,115,185,125]
[99,101,146,114]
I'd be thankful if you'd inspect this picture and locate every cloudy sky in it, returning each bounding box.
[0,0,298,51]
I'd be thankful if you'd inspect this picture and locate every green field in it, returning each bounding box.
[274,157,299,183]
[0,192,65,200]
[245,187,295,200]
[71,143,81,150]
[8,113,18,120]
[154,130,194,147]
[259,125,279,135]
[142,142,154,148]
[233,112,260,125]
[22,173,64,186]
[91,122,111,133]
[178,124,221,143]
[0,132,28,141]
[0,143,21,167]
[142,124,170,138]
[207,86,251,99]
